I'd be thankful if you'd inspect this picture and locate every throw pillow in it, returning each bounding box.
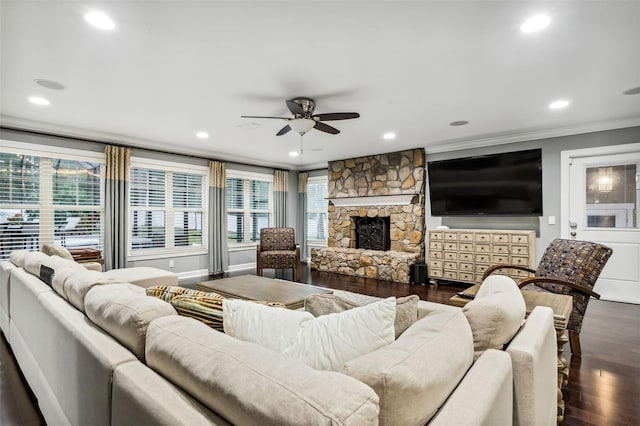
[42,243,74,260]
[146,285,210,302]
[305,293,419,338]
[462,275,526,359]
[224,297,396,371]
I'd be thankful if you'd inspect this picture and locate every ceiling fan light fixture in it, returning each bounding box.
[289,118,315,135]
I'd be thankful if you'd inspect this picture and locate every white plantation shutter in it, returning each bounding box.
[306,177,328,241]
[129,159,207,255]
[226,171,272,245]
[0,147,105,260]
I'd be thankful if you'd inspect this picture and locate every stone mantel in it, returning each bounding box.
[329,194,416,207]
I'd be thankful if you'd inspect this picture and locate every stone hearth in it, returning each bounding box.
[311,148,425,283]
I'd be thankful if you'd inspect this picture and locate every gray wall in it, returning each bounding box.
[425,126,640,261]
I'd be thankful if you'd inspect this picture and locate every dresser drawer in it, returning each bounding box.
[493,244,509,254]
[511,245,529,255]
[429,241,443,250]
[444,261,457,270]
[492,254,509,264]
[444,242,458,251]
[443,270,458,280]
[444,232,458,241]
[459,242,474,252]
[511,234,530,244]
[511,269,531,278]
[429,260,443,270]
[511,256,529,266]
[475,233,491,242]
[444,251,458,260]
[459,232,474,242]
[429,250,443,260]
[459,252,474,262]
[475,253,491,263]
[429,231,444,240]
[459,272,474,282]
[492,234,509,243]
[475,264,490,274]
[459,262,474,272]
[476,243,491,253]
[429,268,443,278]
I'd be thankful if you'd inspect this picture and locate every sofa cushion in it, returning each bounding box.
[305,293,419,338]
[224,297,396,371]
[41,243,74,260]
[23,251,50,276]
[85,283,176,360]
[146,285,210,302]
[341,309,474,425]
[463,275,526,359]
[146,316,380,425]
[62,269,118,312]
[104,267,178,288]
[9,249,29,267]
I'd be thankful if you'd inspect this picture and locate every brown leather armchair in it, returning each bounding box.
[483,238,612,356]
[256,227,301,282]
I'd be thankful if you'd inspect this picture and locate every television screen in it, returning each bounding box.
[427,149,542,216]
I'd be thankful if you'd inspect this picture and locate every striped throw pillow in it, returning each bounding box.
[146,285,210,303]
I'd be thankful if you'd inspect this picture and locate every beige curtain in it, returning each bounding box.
[273,169,288,227]
[297,172,308,260]
[104,145,130,270]
[209,161,228,274]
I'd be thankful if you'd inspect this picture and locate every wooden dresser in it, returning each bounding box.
[427,229,536,285]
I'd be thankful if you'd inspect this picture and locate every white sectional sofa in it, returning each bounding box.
[0,250,557,425]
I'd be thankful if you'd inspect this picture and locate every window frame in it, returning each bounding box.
[0,139,105,255]
[225,169,273,249]
[128,157,208,259]
[306,175,329,245]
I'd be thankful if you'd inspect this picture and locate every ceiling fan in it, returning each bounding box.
[241,97,360,136]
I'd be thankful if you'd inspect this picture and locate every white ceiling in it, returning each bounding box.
[2,1,640,170]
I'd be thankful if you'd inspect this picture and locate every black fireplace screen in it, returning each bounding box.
[355,216,391,251]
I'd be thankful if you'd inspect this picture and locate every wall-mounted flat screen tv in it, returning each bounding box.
[428,148,542,216]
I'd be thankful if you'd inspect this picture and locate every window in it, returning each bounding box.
[0,141,104,260]
[306,176,328,242]
[226,170,272,245]
[129,158,207,256]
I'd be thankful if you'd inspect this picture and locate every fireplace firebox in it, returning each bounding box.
[354,216,391,251]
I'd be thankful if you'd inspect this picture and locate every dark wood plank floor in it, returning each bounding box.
[1,265,638,425]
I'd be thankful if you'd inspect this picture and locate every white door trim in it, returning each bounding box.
[560,142,640,238]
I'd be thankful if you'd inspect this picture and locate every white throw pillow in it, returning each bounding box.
[223,297,396,371]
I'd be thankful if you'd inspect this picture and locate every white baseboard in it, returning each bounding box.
[227,262,255,273]
[176,269,209,281]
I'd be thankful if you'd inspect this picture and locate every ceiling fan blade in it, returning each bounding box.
[286,100,305,116]
[313,112,360,121]
[241,115,290,120]
[314,121,340,135]
[276,125,292,136]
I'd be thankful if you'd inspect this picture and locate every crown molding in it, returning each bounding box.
[425,117,640,154]
[0,115,300,170]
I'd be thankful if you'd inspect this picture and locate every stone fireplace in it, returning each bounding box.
[311,148,425,283]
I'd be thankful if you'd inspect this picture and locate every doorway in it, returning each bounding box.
[561,143,640,304]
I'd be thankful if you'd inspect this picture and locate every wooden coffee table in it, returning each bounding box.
[196,275,332,310]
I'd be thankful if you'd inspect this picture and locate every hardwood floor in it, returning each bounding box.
[1,265,638,425]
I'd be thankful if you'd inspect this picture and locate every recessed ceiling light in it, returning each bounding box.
[549,100,570,110]
[520,15,551,33]
[84,11,115,30]
[34,79,65,90]
[383,132,396,140]
[288,151,299,157]
[623,86,640,95]
[28,96,50,106]
[195,131,209,139]
[449,120,469,126]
